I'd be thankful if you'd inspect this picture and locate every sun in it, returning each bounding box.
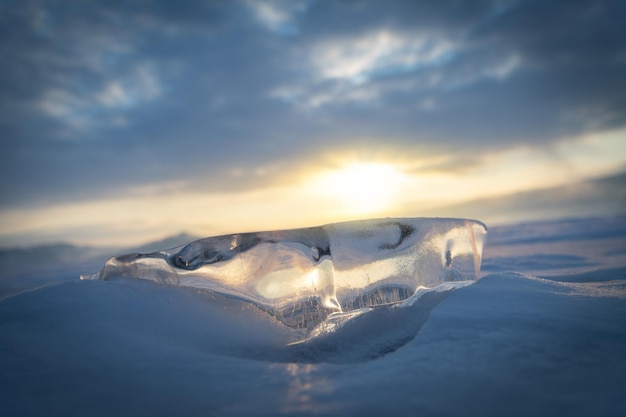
[314,162,406,215]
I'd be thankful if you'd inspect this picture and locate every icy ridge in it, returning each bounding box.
[81,217,487,339]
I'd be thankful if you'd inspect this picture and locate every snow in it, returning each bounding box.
[1,215,626,416]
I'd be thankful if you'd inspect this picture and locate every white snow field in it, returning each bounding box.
[1,215,626,416]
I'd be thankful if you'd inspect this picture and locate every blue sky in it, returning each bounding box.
[0,0,625,247]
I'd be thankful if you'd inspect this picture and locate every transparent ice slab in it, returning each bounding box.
[81,218,487,335]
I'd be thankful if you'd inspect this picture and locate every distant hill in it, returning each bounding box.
[0,233,201,270]
[0,243,106,268]
[415,170,626,224]
[126,233,200,253]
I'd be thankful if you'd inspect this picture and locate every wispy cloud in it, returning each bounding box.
[245,0,310,35]
[312,30,456,84]
[270,27,527,109]
[38,65,162,135]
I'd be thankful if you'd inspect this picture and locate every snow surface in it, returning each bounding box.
[1,216,626,416]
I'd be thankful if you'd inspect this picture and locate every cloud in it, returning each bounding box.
[0,0,625,215]
[97,67,162,108]
[245,0,310,35]
[311,30,456,84]
[270,27,526,110]
[36,64,162,136]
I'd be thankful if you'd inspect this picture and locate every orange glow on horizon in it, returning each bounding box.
[0,128,624,248]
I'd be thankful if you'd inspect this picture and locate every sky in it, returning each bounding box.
[0,0,625,248]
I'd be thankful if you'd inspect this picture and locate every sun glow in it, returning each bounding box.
[2,129,624,248]
[313,162,406,215]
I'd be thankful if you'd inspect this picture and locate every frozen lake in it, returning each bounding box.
[1,215,625,416]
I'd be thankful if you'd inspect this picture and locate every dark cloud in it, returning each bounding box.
[0,0,624,208]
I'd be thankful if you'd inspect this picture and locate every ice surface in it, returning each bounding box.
[2,216,626,416]
[81,218,487,336]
